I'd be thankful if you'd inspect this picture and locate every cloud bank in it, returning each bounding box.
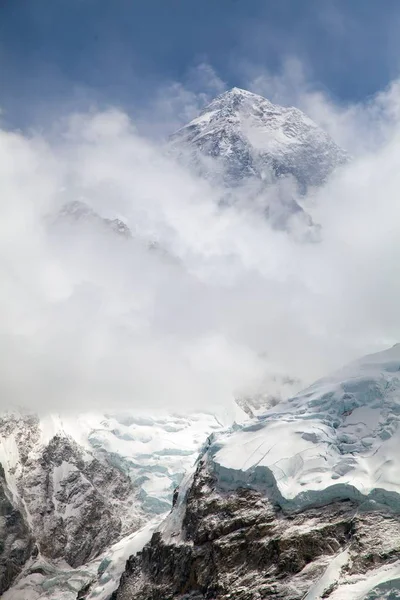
[2,64,400,414]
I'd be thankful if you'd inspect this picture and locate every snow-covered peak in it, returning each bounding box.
[170,86,347,193]
[183,85,322,139]
[54,200,132,238]
[196,86,276,117]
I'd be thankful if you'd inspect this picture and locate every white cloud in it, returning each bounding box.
[2,67,400,415]
[133,63,226,138]
[245,57,400,155]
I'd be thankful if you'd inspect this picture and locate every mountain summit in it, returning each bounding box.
[170,87,347,193]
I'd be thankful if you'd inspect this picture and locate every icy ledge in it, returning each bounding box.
[209,344,400,513]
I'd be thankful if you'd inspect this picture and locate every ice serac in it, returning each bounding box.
[211,343,400,512]
[170,87,347,229]
[112,345,400,599]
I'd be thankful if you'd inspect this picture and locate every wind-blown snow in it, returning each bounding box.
[210,344,400,512]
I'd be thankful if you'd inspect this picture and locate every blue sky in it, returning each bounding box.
[2,0,400,132]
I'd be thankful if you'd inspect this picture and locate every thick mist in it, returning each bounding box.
[1,70,400,414]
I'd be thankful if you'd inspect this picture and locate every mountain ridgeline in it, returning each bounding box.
[170,87,347,190]
[170,87,347,230]
[3,90,395,600]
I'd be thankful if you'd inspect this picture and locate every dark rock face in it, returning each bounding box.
[112,459,400,599]
[0,414,143,576]
[34,434,137,567]
[0,468,34,594]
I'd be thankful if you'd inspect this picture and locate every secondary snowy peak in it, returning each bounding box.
[52,200,132,238]
[170,86,347,192]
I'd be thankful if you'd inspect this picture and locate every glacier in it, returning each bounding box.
[0,408,233,598]
[209,343,400,512]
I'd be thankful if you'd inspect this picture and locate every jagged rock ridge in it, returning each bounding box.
[56,200,132,238]
[0,468,34,595]
[0,413,143,572]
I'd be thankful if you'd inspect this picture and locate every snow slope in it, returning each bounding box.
[210,343,400,512]
[0,409,227,528]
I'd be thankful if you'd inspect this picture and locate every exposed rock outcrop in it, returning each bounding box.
[113,457,400,599]
[0,465,34,594]
[0,413,143,569]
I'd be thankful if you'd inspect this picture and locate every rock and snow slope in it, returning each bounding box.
[0,412,143,569]
[4,350,400,598]
[170,87,347,190]
[170,87,347,229]
[0,409,227,595]
[2,517,163,600]
[113,345,400,600]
